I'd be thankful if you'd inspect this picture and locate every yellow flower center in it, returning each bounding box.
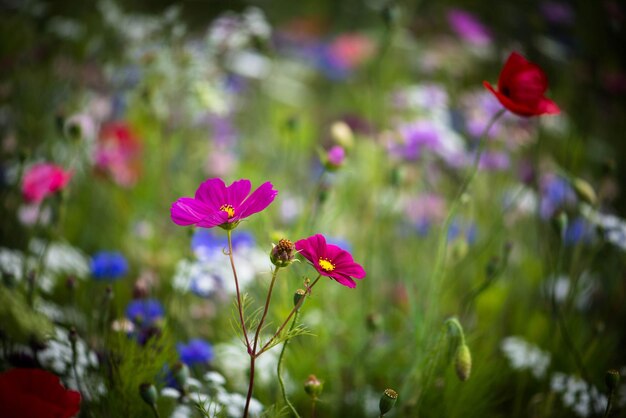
[318,257,335,272]
[220,204,235,218]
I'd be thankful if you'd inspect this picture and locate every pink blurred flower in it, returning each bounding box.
[295,234,366,288]
[22,163,72,203]
[327,33,376,70]
[171,178,278,230]
[95,122,142,187]
[325,145,346,169]
[446,8,492,46]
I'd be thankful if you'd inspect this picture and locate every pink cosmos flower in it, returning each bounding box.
[171,178,278,230]
[22,163,72,203]
[295,234,366,288]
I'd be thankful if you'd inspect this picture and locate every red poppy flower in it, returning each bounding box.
[295,234,366,288]
[0,368,81,418]
[483,52,560,117]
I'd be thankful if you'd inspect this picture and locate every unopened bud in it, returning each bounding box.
[455,344,472,382]
[330,121,354,149]
[293,289,306,308]
[270,239,296,267]
[304,375,323,399]
[172,362,190,390]
[572,178,597,206]
[366,313,383,332]
[606,369,620,391]
[139,382,158,406]
[379,388,398,416]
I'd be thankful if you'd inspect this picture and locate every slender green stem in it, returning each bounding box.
[252,267,280,354]
[552,216,595,412]
[150,404,161,418]
[257,275,321,357]
[278,310,302,418]
[402,109,505,404]
[243,355,256,418]
[226,230,251,351]
[604,390,614,418]
[243,267,280,418]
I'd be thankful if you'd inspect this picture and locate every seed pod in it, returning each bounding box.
[455,344,472,382]
[379,388,398,416]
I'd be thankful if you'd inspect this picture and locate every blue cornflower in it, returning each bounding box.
[447,219,478,244]
[125,299,164,326]
[91,251,128,280]
[564,217,595,246]
[192,229,255,260]
[177,339,214,366]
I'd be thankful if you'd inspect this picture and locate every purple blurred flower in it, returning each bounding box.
[392,120,465,166]
[540,1,575,25]
[446,8,492,46]
[540,174,577,219]
[208,114,238,147]
[177,339,214,366]
[405,194,446,235]
[478,151,511,171]
[171,178,278,230]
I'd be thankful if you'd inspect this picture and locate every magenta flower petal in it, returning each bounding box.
[171,198,214,226]
[195,178,227,209]
[237,181,279,219]
[171,178,277,230]
[226,179,252,207]
[295,234,366,288]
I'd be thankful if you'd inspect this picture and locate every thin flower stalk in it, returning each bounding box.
[403,108,505,403]
[243,267,281,418]
[277,309,302,418]
[256,275,321,357]
[227,229,251,351]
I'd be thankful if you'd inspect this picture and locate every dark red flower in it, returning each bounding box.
[483,52,560,117]
[295,234,366,288]
[0,368,81,418]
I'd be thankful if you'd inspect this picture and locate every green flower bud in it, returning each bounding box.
[455,344,472,382]
[572,178,597,206]
[304,375,323,399]
[293,289,306,308]
[139,382,158,406]
[606,369,621,391]
[172,362,190,390]
[379,388,398,416]
[270,239,296,267]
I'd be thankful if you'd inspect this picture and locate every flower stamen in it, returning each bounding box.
[220,204,235,218]
[318,257,335,272]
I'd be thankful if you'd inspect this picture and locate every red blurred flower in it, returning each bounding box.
[22,163,72,203]
[483,52,560,117]
[0,368,81,418]
[295,234,366,288]
[95,121,142,187]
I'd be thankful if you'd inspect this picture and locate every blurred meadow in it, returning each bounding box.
[1,0,626,417]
